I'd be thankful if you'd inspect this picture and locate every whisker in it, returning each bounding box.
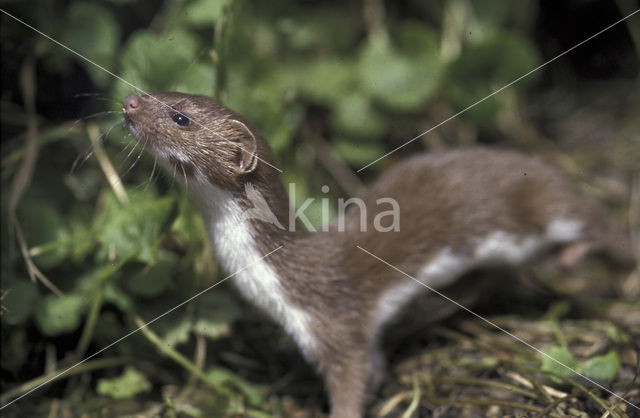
[74,92,101,98]
[99,118,123,142]
[123,135,142,161]
[180,161,189,190]
[70,118,123,173]
[120,135,149,180]
[110,123,130,148]
[65,111,120,139]
[120,140,137,159]
[80,110,120,121]
[134,155,161,191]
[74,92,120,106]
[168,161,178,191]
[121,149,144,179]
[144,158,158,190]
[152,162,163,184]
[71,150,94,173]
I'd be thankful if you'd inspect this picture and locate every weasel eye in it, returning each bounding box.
[172,113,190,127]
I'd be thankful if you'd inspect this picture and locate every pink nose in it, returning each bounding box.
[123,94,140,112]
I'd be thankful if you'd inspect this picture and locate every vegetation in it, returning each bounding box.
[1,0,639,416]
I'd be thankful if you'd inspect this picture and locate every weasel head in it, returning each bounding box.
[123,92,275,191]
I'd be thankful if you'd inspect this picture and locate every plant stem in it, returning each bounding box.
[525,366,625,417]
[134,316,238,403]
[0,357,127,405]
[401,373,420,418]
[443,376,538,398]
[76,256,131,359]
[214,4,234,102]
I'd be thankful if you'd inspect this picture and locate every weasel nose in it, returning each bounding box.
[123,94,141,112]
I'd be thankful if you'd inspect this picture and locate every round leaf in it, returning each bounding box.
[35,294,85,336]
[331,93,388,138]
[359,26,441,112]
[540,345,576,382]
[579,351,620,382]
[97,367,151,400]
[297,58,358,105]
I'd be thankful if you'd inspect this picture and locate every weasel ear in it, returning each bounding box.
[228,119,258,174]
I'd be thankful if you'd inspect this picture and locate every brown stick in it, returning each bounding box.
[9,43,62,296]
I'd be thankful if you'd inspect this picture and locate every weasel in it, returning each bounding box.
[123,92,635,418]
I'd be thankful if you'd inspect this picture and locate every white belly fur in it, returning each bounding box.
[375,218,584,328]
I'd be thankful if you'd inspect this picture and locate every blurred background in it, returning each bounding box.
[1,0,639,416]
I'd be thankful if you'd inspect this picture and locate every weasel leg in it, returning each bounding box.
[367,343,386,399]
[559,222,637,271]
[559,240,596,270]
[323,348,371,418]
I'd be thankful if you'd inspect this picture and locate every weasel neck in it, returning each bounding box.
[186,177,322,357]
[187,177,293,261]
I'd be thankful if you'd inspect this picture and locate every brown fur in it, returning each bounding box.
[124,92,635,418]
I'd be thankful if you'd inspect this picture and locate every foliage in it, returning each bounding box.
[1,0,637,415]
[541,346,621,384]
[97,367,152,400]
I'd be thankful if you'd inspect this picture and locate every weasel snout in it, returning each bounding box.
[123,93,141,112]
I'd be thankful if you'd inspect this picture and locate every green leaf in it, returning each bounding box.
[540,345,576,382]
[103,283,134,313]
[97,367,151,400]
[184,0,233,26]
[192,317,231,340]
[62,3,119,87]
[604,325,629,344]
[207,367,264,406]
[333,138,384,165]
[279,9,360,52]
[179,62,217,96]
[74,262,131,311]
[226,68,301,154]
[359,26,441,112]
[159,290,241,348]
[331,92,388,138]
[35,294,85,336]
[2,280,40,325]
[94,189,175,263]
[192,290,241,340]
[65,205,97,262]
[171,196,206,245]
[579,351,620,382]
[126,252,177,298]
[19,201,69,269]
[297,58,358,105]
[163,315,192,348]
[444,31,539,126]
[114,29,214,100]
